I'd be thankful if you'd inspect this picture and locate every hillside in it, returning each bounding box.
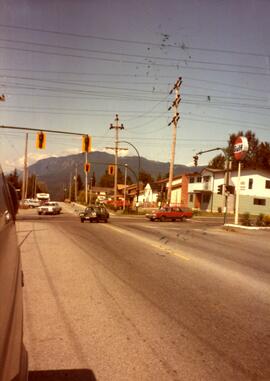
[28,151,195,199]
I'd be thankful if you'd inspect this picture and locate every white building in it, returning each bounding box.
[187,168,270,215]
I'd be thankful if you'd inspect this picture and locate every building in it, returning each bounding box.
[187,168,270,215]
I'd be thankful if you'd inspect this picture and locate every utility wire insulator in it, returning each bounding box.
[168,113,180,126]
[169,77,183,94]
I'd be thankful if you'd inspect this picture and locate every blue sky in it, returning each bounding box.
[0,0,270,172]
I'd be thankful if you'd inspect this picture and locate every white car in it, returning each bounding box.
[24,199,40,208]
[37,202,62,215]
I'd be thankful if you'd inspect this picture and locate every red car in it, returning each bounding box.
[146,206,193,222]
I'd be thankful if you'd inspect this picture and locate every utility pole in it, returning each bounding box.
[89,177,93,205]
[123,164,128,212]
[85,151,88,204]
[69,173,72,202]
[74,165,78,202]
[21,132,28,203]
[109,114,124,209]
[167,77,182,205]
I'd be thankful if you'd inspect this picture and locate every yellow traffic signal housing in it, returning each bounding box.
[84,163,91,173]
[108,165,115,176]
[82,135,91,153]
[36,131,46,149]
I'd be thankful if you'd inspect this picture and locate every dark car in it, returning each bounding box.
[0,166,28,381]
[80,205,109,223]
[146,206,193,222]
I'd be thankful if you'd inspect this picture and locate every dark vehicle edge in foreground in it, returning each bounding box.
[0,166,28,381]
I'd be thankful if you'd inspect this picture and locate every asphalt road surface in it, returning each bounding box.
[17,206,270,381]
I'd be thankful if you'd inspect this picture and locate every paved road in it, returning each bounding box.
[17,206,270,381]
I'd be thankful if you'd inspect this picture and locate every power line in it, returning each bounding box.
[1,45,270,77]
[0,37,267,72]
[0,23,269,59]
[1,67,268,96]
[2,74,267,103]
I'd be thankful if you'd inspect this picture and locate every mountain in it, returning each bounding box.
[28,151,197,199]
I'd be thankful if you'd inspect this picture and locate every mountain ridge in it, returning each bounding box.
[28,151,201,199]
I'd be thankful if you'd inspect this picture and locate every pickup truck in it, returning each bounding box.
[146,206,193,222]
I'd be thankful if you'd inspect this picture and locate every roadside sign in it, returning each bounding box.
[233,136,248,161]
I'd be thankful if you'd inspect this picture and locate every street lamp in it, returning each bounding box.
[116,140,141,205]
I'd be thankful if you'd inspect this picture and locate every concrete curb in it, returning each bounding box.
[224,224,270,231]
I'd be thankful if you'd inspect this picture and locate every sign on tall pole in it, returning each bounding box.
[233,136,249,225]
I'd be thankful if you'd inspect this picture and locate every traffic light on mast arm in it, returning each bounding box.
[108,165,115,176]
[217,184,223,195]
[193,155,199,166]
[36,131,46,149]
[84,163,90,173]
[82,135,91,153]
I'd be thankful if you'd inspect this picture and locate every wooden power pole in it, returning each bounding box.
[167,77,182,205]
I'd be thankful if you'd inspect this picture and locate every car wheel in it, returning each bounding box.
[80,218,84,223]
[160,216,165,222]
[104,219,108,223]
[38,212,41,215]
[96,219,99,223]
[172,219,176,222]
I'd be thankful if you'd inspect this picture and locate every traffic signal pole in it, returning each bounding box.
[21,132,29,203]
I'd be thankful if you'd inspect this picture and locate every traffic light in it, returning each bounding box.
[108,165,115,176]
[217,184,223,195]
[84,163,90,173]
[193,155,198,166]
[225,185,235,194]
[36,131,46,149]
[82,135,91,153]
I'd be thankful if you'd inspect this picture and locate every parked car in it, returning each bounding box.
[146,206,193,222]
[22,198,40,208]
[80,205,109,223]
[37,201,62,215]
[0,166,28,381]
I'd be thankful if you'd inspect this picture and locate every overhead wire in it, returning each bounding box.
[0,37,267,72]
[1,45,270,77]
[0,23,268,58]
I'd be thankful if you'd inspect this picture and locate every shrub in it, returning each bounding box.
[256,214,265,226]
[263,215,270,226]
[241,212,251,226]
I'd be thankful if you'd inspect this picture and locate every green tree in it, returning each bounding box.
[77,174,83,191]
[139,170,154,186]
[6,168,21,189]
[208,154,225,169]
[99,170,114,187]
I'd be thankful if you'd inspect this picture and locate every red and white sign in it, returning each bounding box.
[233,136,249,161]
